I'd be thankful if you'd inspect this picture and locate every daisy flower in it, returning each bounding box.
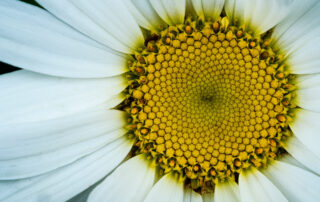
[1,0,320,201]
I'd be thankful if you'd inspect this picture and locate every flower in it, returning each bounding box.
[1,0,320,201]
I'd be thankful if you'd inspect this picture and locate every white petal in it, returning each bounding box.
[289,108,320,156]
[224,0,237,22]
[225,0,292,35]
[0,70,126,124]
[281,140,320,175]
[214,180,240,202]
[191,0,224,21]
[0,137,133,202]
[186,0,197,18]
[273,0,320,54]
[0,106,125,160]
[272,0,318,41]
[36,0,144,53]
[263,160,320,202]
[0,175,42,200]
[0,0,128,78]
[239,167,287,202]
[124,0,166,31]
[88,154,155,202]
[285,136,320,175]
[287,37,320,74]
[183,188,202,202]
[202,192,214,202]
[103,93,126,110]
[295,85,320,112]
[0,128,126,180]
[295,73,320,89]
[144,173,184,202]
[279,154,309,171]
[150,0,186,26]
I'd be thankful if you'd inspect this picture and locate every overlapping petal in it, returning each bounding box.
[239,167,287,202]
[124,0,166,31]
[295,78,320,112]
[273,0,320,53]
[191,0,224,21]
[88,154,156,202]
[144,173,184,202]
[0,70,126,124]
[0,0,129,78]
[263,161,320,202]
[0,102,126,179]
[225,0,292,35]
[275,1,320,75]
[150,0,186,26]
[183,188,202,202]
[202,192,214,202]
[0,137,133,202]
[289,109,320,157]
[36,0,144,53]
[214,180,240,202]
[0,128,126,180]
[284,138,320,175]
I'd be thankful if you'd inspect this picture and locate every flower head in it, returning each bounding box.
[1,0,320,201]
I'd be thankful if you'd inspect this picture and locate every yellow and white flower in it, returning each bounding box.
[1,0,320,201]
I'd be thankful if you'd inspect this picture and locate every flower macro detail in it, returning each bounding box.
[1,0,320,202]
[124,16,295,188]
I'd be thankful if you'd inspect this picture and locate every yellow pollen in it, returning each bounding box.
[130,107,139,115]
[234,159,242,167]
[123,17,295,189]
[236,30,243,38]
[185,25,192,34]
[277,114,286,123]
[212,22,220,32]
[169,159,176,167]
[249,41,256,48]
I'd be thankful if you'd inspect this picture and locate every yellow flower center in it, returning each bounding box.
[121,17,295,188]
